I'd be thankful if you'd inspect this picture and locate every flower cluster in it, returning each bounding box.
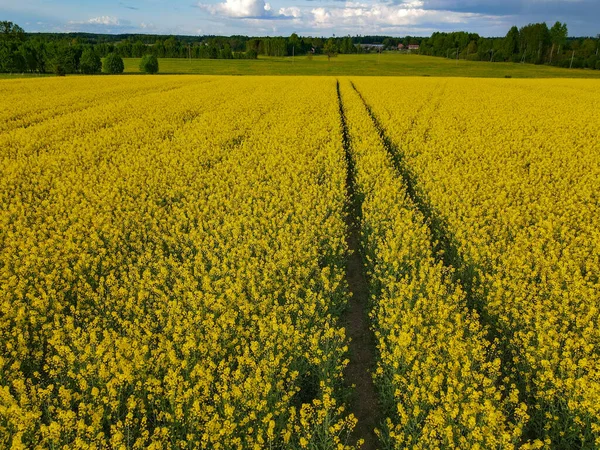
[0,76,357,449]
[338,79,525,449]
[354,77,600,448]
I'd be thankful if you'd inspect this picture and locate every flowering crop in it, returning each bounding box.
[338,79,526,449]
[0,76,357,449]
[353,77,600,448]
[2,74,599,449]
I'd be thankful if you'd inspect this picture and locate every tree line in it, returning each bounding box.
[2,20,599,74]
[416,23,599,69]
[0,22,261,75]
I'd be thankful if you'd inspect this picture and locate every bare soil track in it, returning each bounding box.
[337,80,381,450]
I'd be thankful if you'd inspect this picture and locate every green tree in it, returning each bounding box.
[19,44,38,72]
[115,41,132,57]
[246,39,261,54]
[503,26,519,58]
[466,40,477,57]
[288,32,301,55]
[50,54,67,76]
[139,54,159,74]
[519,22,551,63]
[80,48,101,74]
[323,38,338,61]
[31,40,47,73]
[153,40,166,58]
[5,51,27,73]
[207,44,218,59]
[581,38,597,57]
[133,40,146,58]
[49,44,77,76]
[341,37,354,54]
[549,21,568,63]
[164,37,179,57]
[0,21,25,43]
[102,53,124,74]
[219,44,233,59]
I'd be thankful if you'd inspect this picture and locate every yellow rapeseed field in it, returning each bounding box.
[1,75,599,449]
[351,77,600,448]
[0,76,357,449]
[338,79,527,449]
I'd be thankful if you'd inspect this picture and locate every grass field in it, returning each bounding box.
[4,54,599,79]
[118,53,600,78]
[0,73,53,79]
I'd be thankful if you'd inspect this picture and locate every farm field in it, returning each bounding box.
[5,53,600,79]
[1,75,599,449]
[119,54,600,78]
[0,73,53,80]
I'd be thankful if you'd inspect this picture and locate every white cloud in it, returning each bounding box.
[308,2,487,30]
[67,16,123,26]
[87,16,121,25]
[278,6,302,17]
[403,0,424,7]
[200,0,305,19]
[199,0,486,29]
[202,0,272,18]
[311,7,330,24]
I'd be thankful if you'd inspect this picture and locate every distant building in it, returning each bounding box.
[358,44,384,51]
[398,43,405,50]
[408,44,420,51]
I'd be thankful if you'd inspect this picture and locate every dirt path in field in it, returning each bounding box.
[349,80,481,315]
[349,80,526,439]
[337,81,381,450]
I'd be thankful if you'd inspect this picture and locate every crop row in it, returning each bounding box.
[2,74,599,449]
[0,76,194,134]
[0,76,357,449]
[353,77,600,448]
[338,79,528,448]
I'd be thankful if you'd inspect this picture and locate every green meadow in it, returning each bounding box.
[121,53,600,78]
[0,73,53,79]
[3,53,600,79]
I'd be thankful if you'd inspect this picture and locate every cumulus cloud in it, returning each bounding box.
[308,1,485,30]
[36,0,598,36]
[406,0,520,16]
[201,0,273,18]
[311,7,330,24]
[197,0,505,32]
[64,15,136,32]
[86,16,121,25]
[278,6,302,17]
[199,0,308,19]
[67,16,128,27]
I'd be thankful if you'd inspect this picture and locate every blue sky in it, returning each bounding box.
[2,0,599,37]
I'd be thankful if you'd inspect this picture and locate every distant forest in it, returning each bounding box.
[1,20,599,74]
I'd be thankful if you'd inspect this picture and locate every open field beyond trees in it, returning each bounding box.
[1,74,600,449]
[4,53,600,79]
[122,54,600,77]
